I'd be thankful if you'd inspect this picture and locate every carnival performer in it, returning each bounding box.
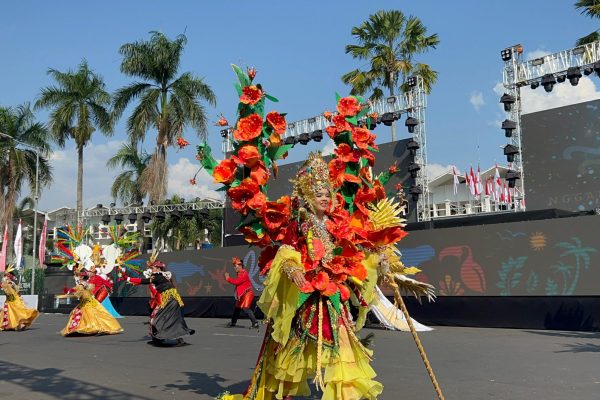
[60,269,123,336]
[127,256,195,346]
[0,266,39,331]
[225,257,259,329]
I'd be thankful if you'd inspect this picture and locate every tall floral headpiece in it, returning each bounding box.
[292,152,333,212]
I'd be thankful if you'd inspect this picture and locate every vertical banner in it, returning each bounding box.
[0,224,7,272]
[14,219,22,269]
[39,216,48,268]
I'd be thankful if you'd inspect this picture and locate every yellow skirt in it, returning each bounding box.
[0,298,39,331]
[61,297,123,336]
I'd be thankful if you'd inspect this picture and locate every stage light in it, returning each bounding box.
[501,48,512,61]
[308,117,317,124]
[407,76,418,87]
[220,129,228,138]
[573,47,585,55]
[531,58,544,66]
[284,136,296,146]
[101,214,111,224]
[408,185,423,202]
[310,130,323,142]
[128,213,137,223]
[541,74,556,93]
[530,82,539,90]
[557,75,566,83]
[141,212,151,223]
[297,133,310,145]
[114,213,124,224]
[368,120,377,130]
[594,62,600,76]
[96,204,103,209]
[171,210,181,220]
[584,67,593,76]
[288,122,295,129]
[406,139,420,156]
[155,211,166,222]
[501,120,516,137]
[405,117,419,133]
[381,112,395,126]
[503,144,520,162]
[109,202,116,207]
[408,162,421,179]
[386,96,396,104]
[500,93,516,111]
[567,67,582,86]
[505,170,521,188]
[183,209,195,219]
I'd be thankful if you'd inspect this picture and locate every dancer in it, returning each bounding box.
[0,266,39,331]
[127,256,195,346]
[225,257,259,329]
[60,269,123,336]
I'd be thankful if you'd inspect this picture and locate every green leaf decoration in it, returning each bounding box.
[298,292,312,308]
[377,171,392,185]
[356,107,369,120]
[328,290,341,314]
[234,82,242,96]
[231,64,250,87]
[236,217,258,230]
[335,92,341,102]
[265,93,279,102]
[346,115,358,125]
[267,144,293,160]
[333,131,352,146]
[196,144,218,174]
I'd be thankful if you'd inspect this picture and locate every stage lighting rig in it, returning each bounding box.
[408,185,423,202]
[541,74,556,93]
[500,93,516,111]
[114,213,124,224]
[530,82,540,90]
[220,129,229,138]
[406,139,420,156]
[405,116,419,133]
[297,132,310,145]
[567,67,582,86]
[501,48,512,61]
[505,170,520,188]
[503,144,520,162]
[502,120,516,137]
[310,130,323,142]
[101,214,111,224]
[407,76,418,87]
[408,162,421,179]
[128,213,137,223]
[141,212,151,223]
[284,136,296,146]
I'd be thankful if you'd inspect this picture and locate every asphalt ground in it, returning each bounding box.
[0,314,598,400]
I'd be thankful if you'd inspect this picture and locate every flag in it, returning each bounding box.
[39,216,48,269]
[469,166,476,196]
[494,165,502,201]
[476,166,483,198]
[485,177,491,197]
[0,224,7,272]
[452,167,459,196]
[14,219,22,269]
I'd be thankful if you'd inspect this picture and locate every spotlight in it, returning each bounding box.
[288,122,295,129]
[408,162,421,179]
[405,117,419,133]
[406,139,420,156]
[386,96,396,104]
[183,209,195,219]
[594,62,600,76]
[114,213,124,224]
[284,136,296,146]
[220,129,228,138]
[171,210,181,220]
[501,119,516,137]
[96,204,103,209]
[307,117,316,124]
[541,74,556,93]
[531,58,544,66]
[297,133,310,145]
[567,67,582,86]
[101,214,111,224]
[407,76,418,87]
[109,202,116,207]
[408,185,423,202]
[155,211,166,222]
[128,213,137,223]
[310,130,323,142]
[505,170,521,188]
[530,82,539,90]
[200,208,209,218]
[500,93,516,112]
[573,46,585,55]
[381,112,395,126]
[500,48,512,61]
[141,212,151,223]
[557,75,566,83]
[584,67,593,76]
[503,144,520,162]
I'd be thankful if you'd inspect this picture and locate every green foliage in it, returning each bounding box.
[496,256,528,296]
[574,1,600,45]
[525,271,539,294]
[18,268,45,296]
[106,141,150,204]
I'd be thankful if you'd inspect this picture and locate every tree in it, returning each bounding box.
[113,31,216,204]
[342,10,439,141]
[106,141,151,205]
[35,60,113,217]
[575,0,600,45]
[0,105,53,260]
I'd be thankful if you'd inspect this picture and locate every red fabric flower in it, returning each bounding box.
[176,137,190,149]
[261,196,291,232]
[247,67,257,81]
[352,127,377,150]
[338,283,351,301]
[334,143,361,163]
[247,191,266,213]
[233,114,263,142]
[312,271,330,291]
[250,160,269,186]
[239,225,271,247]
[266,111,287,135]
[323,111,333,121]
[258,245,279,275]
[228,179,260,215]
[354,186,377,215]
[328,159,347,188]
[240,85,263,105]
[215,114,229,127]
[360,148,375,167]
[213,158,237,184]
[337,96,361,117]
[236,144,261,168]
[189,178,196,185]
[389,163,398,174]
[326,114,352,139]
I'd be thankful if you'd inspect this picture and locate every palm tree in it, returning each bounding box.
[342,10,439,141]
[35,60,113,218]
[106,141,151,205]
[0,105,53,260]
[575,0,600,45]
[113,31,216,204]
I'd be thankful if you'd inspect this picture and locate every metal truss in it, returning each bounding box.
[79,199,224,218]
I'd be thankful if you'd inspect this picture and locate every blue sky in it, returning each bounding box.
[2,0,599,210]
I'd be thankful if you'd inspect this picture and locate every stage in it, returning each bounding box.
[1,314,598,400]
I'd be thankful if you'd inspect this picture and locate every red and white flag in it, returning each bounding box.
[39,216,48,269]
[476,166,483,198]
[485,177,491,197]
[452,167,459,196]
[494,165,502,201]
[0,224,7,272]
[469,166,476,196]
[14,219,22,269]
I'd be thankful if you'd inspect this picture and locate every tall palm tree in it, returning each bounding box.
[0,105,53,260]
[106,141,151,205]
[342,10,439,141]
[575,0,600,45]
[35,60,113,218]
[113,31,216,204]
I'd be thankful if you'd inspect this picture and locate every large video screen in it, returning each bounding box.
[522,99,600,212]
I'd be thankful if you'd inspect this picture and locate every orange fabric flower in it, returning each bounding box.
[354,186,376,215]
[247,191,266,213]
[269,132,282,147]
[352,127,376,150]
[337,96,361,117]
[312,271,330,291]
[236,144,261,168]
[233,114,263,142]
[240,85,263,105]
[213,158,237,184]
[261,196,291,232]
[250,160,269,186]
[247,67,257,81]
[334,143,360,163]
[328,159,347,188]
[189,178,196,185]
[360,148,375,167]
[215,114,229,127]
[326,114,352,139]
[176,137,190,149]
[228,178,260,215]
[338,283,351,301]
[266,111,287,135]
[323,111,333,121]
[239,225,271,247]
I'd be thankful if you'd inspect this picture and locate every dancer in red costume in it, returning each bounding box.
[225,257,258,329]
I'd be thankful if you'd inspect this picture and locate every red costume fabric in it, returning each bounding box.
[129,277,162,309]
[227,269,254,308]
[88,275,113,303]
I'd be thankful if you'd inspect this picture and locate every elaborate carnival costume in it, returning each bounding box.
[226,257,259,329]
[127,254,195,345]
[0,266,39,331]
[196,66,439,400]
[60,269,123,336]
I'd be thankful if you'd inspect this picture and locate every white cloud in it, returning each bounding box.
[426,163,457,180]
[525,48,551,61]
[167,157,222,201]
[521,76,600,114]
[469,91,485,111]
[321,139,336,155]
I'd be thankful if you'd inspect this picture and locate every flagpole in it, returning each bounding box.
[31,150,39,296]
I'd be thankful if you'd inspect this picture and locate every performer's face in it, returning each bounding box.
[234,264,243,273]
[313,188,331,215]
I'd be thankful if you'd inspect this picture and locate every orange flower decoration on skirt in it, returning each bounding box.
[261,196,291,232]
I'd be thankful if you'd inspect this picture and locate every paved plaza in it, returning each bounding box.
[0,314,598,399]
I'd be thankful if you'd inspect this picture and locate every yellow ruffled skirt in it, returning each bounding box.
[61,297,123,336]
[0,297,39,331]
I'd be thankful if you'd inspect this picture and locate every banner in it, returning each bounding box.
[14,219,22,269]
[39,216,47,268]
[0,224,7,272]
